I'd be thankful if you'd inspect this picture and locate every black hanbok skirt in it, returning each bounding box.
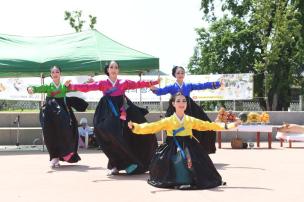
[40,97,88,163]
[148,136,223,189]
[165,97,216,154]
[93,95,157,174]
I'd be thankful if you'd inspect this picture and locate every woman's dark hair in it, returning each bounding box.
[104,61,120,76]
[169,92,186,112]
[104,64,109,76]
[171,92,186,102]
[50,66,62,73]
[172,66,185,77]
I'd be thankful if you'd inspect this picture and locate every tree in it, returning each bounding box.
[64,10,97,32]
[190,0,304,110]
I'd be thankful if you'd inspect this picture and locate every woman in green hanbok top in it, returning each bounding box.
[27,66,88,168]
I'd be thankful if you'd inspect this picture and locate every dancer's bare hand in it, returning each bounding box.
[128,121,133,129]
[157,77,162,84]
[150,86,157,91]
[87,77,95,83]
[220,79,225,90]
[225,119,241,130]
[27,87,33,94]
[187,160,192,169]
[64,80,71,87]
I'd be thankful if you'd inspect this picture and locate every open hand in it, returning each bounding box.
[220,79,225,90]
[150,85,157,91]
[225,119,241,130]
[157,77,162,84]
[64,80,72,87]
[27,87,33,94]
[128,121,133,129]
[87,77,95,83]
[187,160,192,169]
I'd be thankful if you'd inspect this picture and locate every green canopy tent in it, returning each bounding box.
[0,29,159,77]
[0,30,161,145]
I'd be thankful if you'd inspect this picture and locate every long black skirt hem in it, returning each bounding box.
[148,136,222,189]
[40,97,87,163]
[94,95,157,174]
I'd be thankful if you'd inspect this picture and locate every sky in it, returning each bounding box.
[0,0,208,74]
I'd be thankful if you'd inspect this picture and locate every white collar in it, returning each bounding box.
[53,82,61,89]
[108,78,117,87]
[175,81,184,89]
[174,113,185,124]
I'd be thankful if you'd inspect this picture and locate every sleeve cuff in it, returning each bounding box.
[132,123,139,134]
[212,81,220,89]
[150,80,159,86]
[68,85,75,91]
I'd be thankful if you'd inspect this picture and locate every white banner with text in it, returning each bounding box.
[0,73,253,101]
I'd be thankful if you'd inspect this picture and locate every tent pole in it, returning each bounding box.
[139,72,142,106]
[40,73,45,107]
[158,70,164,144]
[40,73,45,152]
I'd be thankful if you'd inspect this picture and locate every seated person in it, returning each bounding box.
[78,118,98,148]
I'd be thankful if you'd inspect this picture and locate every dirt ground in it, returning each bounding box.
[0,142,303,202]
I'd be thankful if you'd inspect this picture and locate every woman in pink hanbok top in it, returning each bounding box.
[68,61,159,175]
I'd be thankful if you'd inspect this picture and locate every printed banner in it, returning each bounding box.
[0,73,253,101]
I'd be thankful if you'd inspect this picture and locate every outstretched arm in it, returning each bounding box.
[124,79,159,90]
[151,85,173,96]
[190,81,221,91]
[128,118,171,135]
[191,116,240,131]
[68,81,105,92]
[27,85,48,94]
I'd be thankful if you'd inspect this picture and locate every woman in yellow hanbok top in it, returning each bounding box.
[128,92,239,189]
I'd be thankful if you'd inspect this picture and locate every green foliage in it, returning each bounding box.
[191,0,304,110]
[64,10,97,32]
[89,15,97,29]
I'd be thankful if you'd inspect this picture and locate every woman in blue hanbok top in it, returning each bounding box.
[151,66,222,153]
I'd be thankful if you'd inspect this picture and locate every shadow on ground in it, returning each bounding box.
[47,164,105,173]
[92,173,149,183]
